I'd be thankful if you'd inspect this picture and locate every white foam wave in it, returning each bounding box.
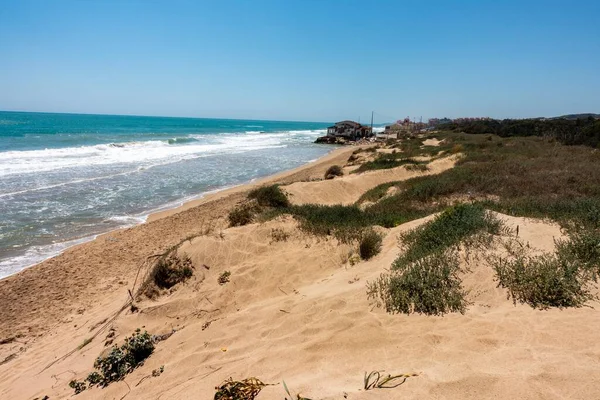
[0,132,291,177]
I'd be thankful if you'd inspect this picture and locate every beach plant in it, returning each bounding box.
[229,204,258,227]
[359,229,383,260]
[555,229,600,279]
[367,204,502,315]
[394,204,502,269]
[214,377,269,400]
[368,250,468,315]
[153,255,193,289]
[353,154,427,174]
[364,370,417,390]
[218,271,231,285]
[68,329,155,394]
[324,164,344,179]
[248,185,290,208]
[491,239,598,309]
[93,329,154,385]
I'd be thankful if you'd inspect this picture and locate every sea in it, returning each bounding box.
[0,111,335,279]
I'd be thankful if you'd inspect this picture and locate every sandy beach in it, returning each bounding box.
[1,142,599,400]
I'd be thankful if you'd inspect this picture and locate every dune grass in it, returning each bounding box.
[367,204,503,315]
[492,237,598,309]
[353,154,428,174]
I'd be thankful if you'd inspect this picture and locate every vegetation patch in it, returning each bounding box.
[229,203,260,227]
[368,251,468,315]
[353,153,428,174]
[492,237,598,309]
[367,204,502,315]
[324,164,344,179]
[288,204,370,243]
[248,185,290,208]
[359,229,383,260]
[405,163,429,172]
[395,204,503,269]
[214,377,270,400]
[69,329,155,394]
[140,254,193,298]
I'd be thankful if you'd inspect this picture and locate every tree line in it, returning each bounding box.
[440,116,600,148]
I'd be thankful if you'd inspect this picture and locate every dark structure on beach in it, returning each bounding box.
[315,120,374,144]
[327,120,373,139]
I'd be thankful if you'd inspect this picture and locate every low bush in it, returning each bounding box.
[492,250,596,309]
[229,204,258,227]
[248,185,290,208]
[153,255,193,289]
[359,229,383,260]
[366,204,502,316]
[139,254,193,299]
[69,329,155,394]
[289,204,369,243]
[325,165,344,179]
[368,251,468,315]
[555,229,600,279]
[395,204,502,269]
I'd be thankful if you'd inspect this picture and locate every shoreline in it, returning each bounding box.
[147,145,350,222]
[0,142,356,342]
[0,145,346,281]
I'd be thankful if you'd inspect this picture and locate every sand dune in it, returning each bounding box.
[2,145,600,400]
[284,155,458,206]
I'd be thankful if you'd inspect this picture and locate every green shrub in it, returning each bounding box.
[289,204,369,243]
[325,165,344,179]
[153,255,193,289]
[395,204,502,269]
[359,230,383,260]
[354,154,427,174]
[368,251,468,315]
[555,229,600,278]
[248,185,290,208]
[493,251,596,309]
[229,204,257,227]
[69,329,155,394]
[94,329,154,385]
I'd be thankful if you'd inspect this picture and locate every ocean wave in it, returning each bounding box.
[0,133,289,176]
[167,137,199,145]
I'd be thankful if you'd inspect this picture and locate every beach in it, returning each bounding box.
[0,112,335,278]
[1,135,600,400]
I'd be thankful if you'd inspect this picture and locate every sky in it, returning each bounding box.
[0,0,599,123]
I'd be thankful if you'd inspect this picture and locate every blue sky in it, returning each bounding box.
[1,0,599,122]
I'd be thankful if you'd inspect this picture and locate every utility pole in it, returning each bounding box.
[370,111,374,137]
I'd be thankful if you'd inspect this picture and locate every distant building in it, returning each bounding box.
[428,117,452,126]
[327,120,373,140]
[383,117,426,138]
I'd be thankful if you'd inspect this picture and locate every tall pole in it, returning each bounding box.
[370,111,374,137]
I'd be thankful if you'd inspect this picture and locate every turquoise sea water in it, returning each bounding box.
[0,111,333,278]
